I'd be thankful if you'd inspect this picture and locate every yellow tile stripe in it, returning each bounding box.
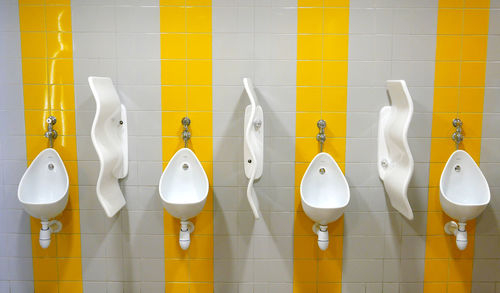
[294,0,349,292]
[18,0,82,292]
[424,1,490,292]
[160,1,213,292]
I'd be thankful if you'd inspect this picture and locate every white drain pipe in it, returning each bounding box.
[313,223,329,251]
[445,221,467,250]
[39,219,62,249]
[179,220,194,250]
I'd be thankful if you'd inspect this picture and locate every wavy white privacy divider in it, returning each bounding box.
[378,80,414,220]
[88,76,128,217]
[243,77,263,219]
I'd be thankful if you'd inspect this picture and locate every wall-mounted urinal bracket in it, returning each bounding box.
[39,219,62,249]
[179,220,195,250]
[452,118,463,150]
[182,117,191,148]
[44,116,58,148]
[316,119,326,152]
[444,221,468,250]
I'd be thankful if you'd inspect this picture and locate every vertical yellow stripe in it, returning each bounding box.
[18,0,82,292]
[424,1,490,292]
[160,1,213,292]
[294,0,349,292]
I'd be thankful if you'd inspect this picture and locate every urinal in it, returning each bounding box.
[159,147,209,250]
[300,152,350,250]
[18,148,68,248]
[440,150,490,250]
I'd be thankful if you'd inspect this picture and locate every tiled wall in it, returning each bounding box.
[18,0,83,291]
[342,1,436,292]
[0,0,499,292]
[474,2,500,292]
[0,1,33,292]
[424,1,490,292]
[294,0,349,292]
[212,1,297,292]
[161,0,214,292]
[71,0,165,292]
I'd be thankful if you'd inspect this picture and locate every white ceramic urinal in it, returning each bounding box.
[243,77,263,220]
[378,80,414,220]
[88,76,128,218]
[300,152,350,250]
[159,148,209,250]
[18,148,68,248]
[440,150,490,250]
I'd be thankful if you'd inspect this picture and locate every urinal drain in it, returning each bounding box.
[48,163,54,171]
[182,163,189,171]
[319,168,326,175]
[454,165,461,172]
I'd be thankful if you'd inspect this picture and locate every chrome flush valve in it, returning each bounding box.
[44,116,58,148]
[316,119,326,152]
[452,118,463,149]
[182,117,191,148]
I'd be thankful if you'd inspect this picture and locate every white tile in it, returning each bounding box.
[213,137,243,162]
[391,61,436,87]
[487,36,500,61]
[343,236,385,259]
[118,85,161,111]
[345,163,381,187]
[399,259,425,282]
[349,9,377,34]
[213,86,248,112]
[116,34,160,59]
[140,259,164,281]
[122,211,164,234]
[213,33,254,60]
[115,7,159,33]
[392,35,436,61]
[83,258,107,281]
[116,60,161,85]
[342,260,384,282]
[344,212,385,236]
[346,187,387,212]
[213,60,255,86]
[213,6,254,33]
[72,6,116,33]
[8,258,33,281]
[73,59,117,85]
[486,62,500,87]
[253,260,293,282]
[254,34,296,60]
[254,60,296,86]
[73,33,117,59]
[347,86,388,111]
[348,61,392,87]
